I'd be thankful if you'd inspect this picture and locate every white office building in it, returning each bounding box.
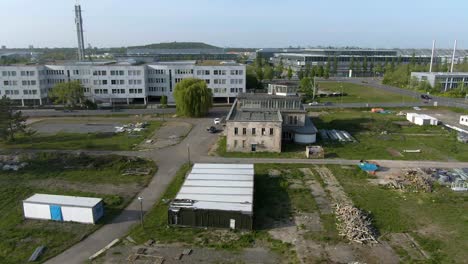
[411,72,468,92]
[0,60,245,106]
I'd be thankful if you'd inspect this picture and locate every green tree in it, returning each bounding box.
[160,95,168,108]
[297,69,305,80]
[246,67,260,89]
[325,58,331,78]
[173,78,212,117]
[310,66,317,78]
[264,63,274,80]
[317,65,324,77]
[255,64,264,81]
[349,57,355,72]
[374,63,383,76]
[0,96,27,141]
[305,63,311,77]
[300,77,314,100]
[333,56,338,75]
[362,56,368,73]
[275,58,284,78]
[369,60,374,75]
[287,67,293,80]
[48,80,84,107]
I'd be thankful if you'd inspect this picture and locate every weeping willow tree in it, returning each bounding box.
[174,78,213,117]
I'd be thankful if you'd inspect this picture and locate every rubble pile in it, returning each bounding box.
[334,204,378,244]
[0,155,28,171]
[115,122,149,133]
[386,169,432,192]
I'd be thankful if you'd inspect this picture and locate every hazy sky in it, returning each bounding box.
[1,0,467,49]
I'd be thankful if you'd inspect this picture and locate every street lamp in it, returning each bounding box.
[137,196,144,228]
[187,144,191,165]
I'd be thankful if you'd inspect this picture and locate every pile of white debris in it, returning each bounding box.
[115,122,149,133]
[0,155,28,171]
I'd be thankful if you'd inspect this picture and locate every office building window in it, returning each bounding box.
[234,127,238,135]
[270,128,274,135]
[243,128,247,135]
[252,128,256,135]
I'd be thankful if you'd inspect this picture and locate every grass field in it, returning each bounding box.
[1,121,162,151]
[216,108,468,161]
[327,165,468,263]
[0,153,156,264]
[316,82,419,103]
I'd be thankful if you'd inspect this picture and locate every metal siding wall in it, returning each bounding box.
[61,206,94,223]
[23,203,51,220]
[171,209,252,230]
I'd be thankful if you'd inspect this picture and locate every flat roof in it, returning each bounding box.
[170,163,254,214]
[229,109,282,122]
[24,194,102,208]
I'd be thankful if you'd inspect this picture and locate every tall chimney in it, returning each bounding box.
[429,40,435,73]
[450,40,457,72]
[75,4,86,61]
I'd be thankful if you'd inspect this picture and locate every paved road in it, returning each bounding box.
[198,156,468,169]
[320,77,468,109]
[45,117,218,264]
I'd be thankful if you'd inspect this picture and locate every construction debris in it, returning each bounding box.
[319,129,356,142]
[0,155,28,171]
[28,245,46,262]
[334,204,378,244]
[115,122,149,133]
[386,169,433,192]
[122,168,152,176]
[305,145,324,159]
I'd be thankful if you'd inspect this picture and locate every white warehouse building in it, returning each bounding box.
[23,194,104,224]
[411,72,468,91]
[406,113,439,126]
[0,60,246,106]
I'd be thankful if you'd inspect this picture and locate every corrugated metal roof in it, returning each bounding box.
[24,194,102,208]
[187,174,253,181]
[190,168,254,175]
[193,163,253,169]
[171,163,254,214]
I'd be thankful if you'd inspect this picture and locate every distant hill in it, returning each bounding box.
[129,42,221,50]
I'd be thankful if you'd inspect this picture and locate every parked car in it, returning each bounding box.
[308,101,320,106]
[420,94,432,100]
[213,118,221,125]
[207,126,217,133]
[324,102,332,106]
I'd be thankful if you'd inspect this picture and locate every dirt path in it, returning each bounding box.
[299,168,333,214]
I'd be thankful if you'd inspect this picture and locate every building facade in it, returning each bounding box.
[263,48,468,77]
[225,90,317,153]
[411,72,468,91]
[0,60,245,106]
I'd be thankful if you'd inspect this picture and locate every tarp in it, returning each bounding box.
[359,162,378,172]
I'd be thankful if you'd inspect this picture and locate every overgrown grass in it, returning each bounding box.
[216,109,468,161]
[0,153,156,264]
[1,121,162,151]
[317,82,419,103]
[327,165,468,263]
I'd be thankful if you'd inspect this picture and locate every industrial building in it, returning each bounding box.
[261,48,468,77]
[410,72,468,91]
[23,194,104,224]
[225,84,317,153]
[0,60,245,106]
[168,163,254,230]
[115,48,238,63]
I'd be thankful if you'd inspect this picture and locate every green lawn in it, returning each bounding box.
[1,121,162,151]
[316,82,418,103]
[216,109,468,161]
[327,165,468,263]
[0,153,156,264]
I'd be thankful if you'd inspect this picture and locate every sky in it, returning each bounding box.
[1,0,467,49]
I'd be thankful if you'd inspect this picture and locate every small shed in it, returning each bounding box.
[168,163,254,230]
[23,194,104,224]
[406,113,438,126]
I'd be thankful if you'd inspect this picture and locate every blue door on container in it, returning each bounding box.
[50,205,63,221]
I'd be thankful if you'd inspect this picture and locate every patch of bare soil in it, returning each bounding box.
[139,121,192,150]
[100,243,280,264]
[300,168,333,214]
[387,233,429,261]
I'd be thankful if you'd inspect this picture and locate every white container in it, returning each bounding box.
[23,194,104,224]
[460,115,468,127]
